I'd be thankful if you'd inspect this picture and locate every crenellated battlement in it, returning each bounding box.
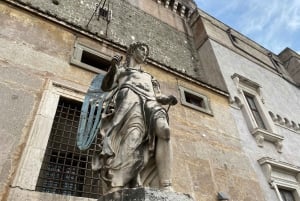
[154,0,196,18]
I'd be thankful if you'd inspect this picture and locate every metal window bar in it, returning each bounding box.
[36,97,103,198]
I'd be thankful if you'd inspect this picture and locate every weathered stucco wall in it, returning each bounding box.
[211,39,300,201]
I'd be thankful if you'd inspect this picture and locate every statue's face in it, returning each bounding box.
[132,45,148,64]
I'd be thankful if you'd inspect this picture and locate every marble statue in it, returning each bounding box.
[91,42,177,193]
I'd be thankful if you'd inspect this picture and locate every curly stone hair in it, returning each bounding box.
[125,42,149,67]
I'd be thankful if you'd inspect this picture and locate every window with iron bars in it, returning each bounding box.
[36,97,103,198]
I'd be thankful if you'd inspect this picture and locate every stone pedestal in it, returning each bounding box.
[98,188,194,201]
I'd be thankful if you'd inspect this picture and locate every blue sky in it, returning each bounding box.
[194,0,300,55]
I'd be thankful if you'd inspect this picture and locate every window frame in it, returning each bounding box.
[70,42,111,74]
[178,86,213,116]
[35,96,102,198]
[10,80,97,200]
[232,74,283,152]
[244,92,267,130]
[259,157,300,201]
[279,188,297,201]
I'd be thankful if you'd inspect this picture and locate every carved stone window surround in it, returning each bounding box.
[178,85,213,116]
[258,157,300,201]
[231,73,283,152]
[71,42,111,74]
[10,79,95,200]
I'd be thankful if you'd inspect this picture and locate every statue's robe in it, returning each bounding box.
[94,67,168,189]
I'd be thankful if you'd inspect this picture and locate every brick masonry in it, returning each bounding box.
[4,0,209,87]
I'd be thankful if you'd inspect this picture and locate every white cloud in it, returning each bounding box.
[286,6,300,30]
[195,0,300,54]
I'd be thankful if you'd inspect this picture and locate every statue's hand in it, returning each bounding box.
[111,55,122,66]
[168,95,178,105]
[156,95,178,105]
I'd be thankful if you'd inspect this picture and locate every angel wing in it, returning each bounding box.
[77,74,108,150]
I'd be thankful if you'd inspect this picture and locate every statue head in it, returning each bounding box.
[126,42,149,67]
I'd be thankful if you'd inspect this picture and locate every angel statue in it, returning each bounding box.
[77,42,177,194]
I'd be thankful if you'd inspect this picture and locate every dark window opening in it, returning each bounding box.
[279,189,296,201]
[184,91,205,108]
[81,50,110,72]
[244,93,266,130]
[97,7,108,20]
[36,97,103,198]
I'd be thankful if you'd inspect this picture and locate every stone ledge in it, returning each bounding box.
[98,187,194,201]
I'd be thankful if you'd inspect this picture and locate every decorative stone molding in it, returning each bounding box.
[232,74,283,152]
[268,111,277,121]
[180,5,186,17]
[229,96,243,109]
[165,0,170,8]
[258,157,300,185]
[172,1,179,12]
[259,157,300,201]
[252,128,284,152]
[268,111,300,133]
[153,0,194,18]
[232,73,264,101]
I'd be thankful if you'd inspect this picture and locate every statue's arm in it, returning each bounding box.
[101,55,122,91]
[152,78,178,105]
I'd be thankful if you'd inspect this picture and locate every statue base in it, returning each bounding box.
[98,187,194,201]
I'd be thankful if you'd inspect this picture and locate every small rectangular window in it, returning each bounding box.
[184,91,205,108]
[279,189,296,201]
[71,42,111,73]
[98,7,108,18]
[36,97,103,198]
[81,50,110,71]
[179,86,213,115]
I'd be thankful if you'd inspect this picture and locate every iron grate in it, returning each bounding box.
[36,97,103,198]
